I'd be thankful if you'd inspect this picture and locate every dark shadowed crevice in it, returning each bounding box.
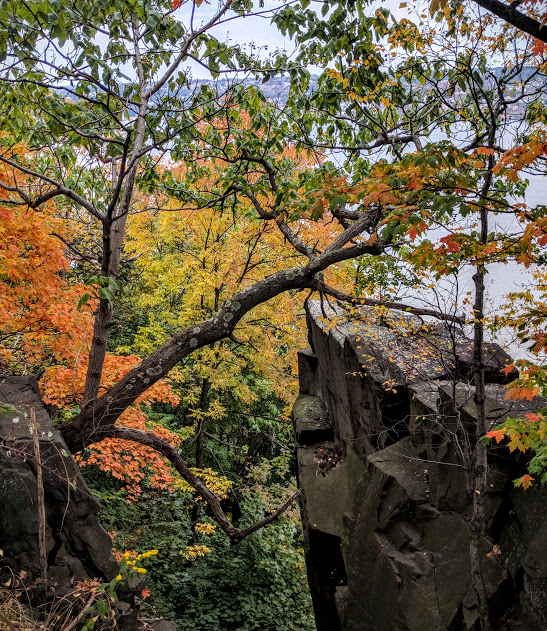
[305,529,346,631]
[378,387,411,448]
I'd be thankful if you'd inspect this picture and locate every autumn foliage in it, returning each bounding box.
[0,164,184,499]
[0,148,355,500]
[0,171,90,371]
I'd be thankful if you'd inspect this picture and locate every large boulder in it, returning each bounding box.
[0,375,117,591]
[294,303,547,631]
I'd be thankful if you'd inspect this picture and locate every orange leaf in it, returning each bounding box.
[367,232,379,246]
[506,385,540,401]
[440,235,461,252]
[532,39,546,56]
[486,429,506,444]
[517,474,534,490]
[408,174,421,191]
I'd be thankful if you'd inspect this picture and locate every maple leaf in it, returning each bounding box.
[486,429,506,444]
[141,589,151,598]
[525,413,542,423]
[408,174,421,191]
[439,235,461,253]
[532,39,545,56]
[367,232,379,246]
[517,474,534,490]
[506,385,540,401]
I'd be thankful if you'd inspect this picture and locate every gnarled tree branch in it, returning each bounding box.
[95,425,300,544]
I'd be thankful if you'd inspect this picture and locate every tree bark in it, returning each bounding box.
[194,378,211,470]
[83,294,112,405]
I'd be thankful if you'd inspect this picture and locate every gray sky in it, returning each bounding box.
[176,0,413,78]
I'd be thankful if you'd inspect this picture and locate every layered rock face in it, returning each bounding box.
[294,303,547,631]
[0,375,117,591]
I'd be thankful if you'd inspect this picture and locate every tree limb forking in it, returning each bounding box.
[325,210,381,253]
[61,242,382,451]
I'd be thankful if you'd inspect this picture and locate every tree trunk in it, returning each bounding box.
[82,297,112,405]
[469,148,493,628]
[83,95,148,405]
[83,213,129,405]
[471,262,491,631]
[467,110,498,628]
[195,378,211,470]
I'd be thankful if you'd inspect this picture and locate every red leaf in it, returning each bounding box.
[532,39,546,56]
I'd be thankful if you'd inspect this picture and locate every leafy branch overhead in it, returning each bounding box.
[0,0,546,553]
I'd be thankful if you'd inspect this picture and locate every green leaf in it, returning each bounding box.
[97,599,107,617]
[77,293,91,311]
[98,287,114,301]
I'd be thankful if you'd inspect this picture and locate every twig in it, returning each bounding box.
[312,279,465,324]
[60,592,97,631]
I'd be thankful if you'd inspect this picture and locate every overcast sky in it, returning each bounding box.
[176,0,415,78]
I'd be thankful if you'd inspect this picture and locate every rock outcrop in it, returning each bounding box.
[294,303,547,631]
[0,375,117,591]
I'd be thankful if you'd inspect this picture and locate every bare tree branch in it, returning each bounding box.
[311,279,465,324]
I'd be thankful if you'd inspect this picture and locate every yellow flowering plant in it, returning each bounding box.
[179,545,211,560]
[114,549,159,587]
[66,549,160,630]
